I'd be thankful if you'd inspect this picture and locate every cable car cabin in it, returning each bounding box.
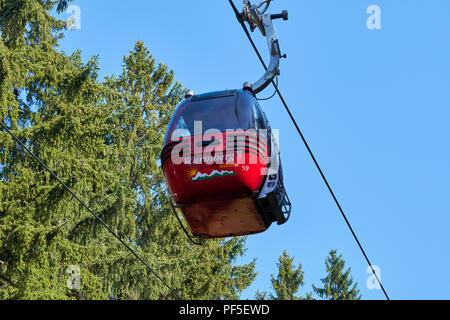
[161,89,291,239]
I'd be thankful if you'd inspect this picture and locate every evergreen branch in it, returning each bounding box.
[0,273,16,288]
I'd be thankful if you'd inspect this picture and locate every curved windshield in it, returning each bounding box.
[181,93,241,134]
[164,90,267,145]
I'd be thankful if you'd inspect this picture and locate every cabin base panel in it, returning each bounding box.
[182,197,269,239]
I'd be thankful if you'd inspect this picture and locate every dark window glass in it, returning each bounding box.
[164,90,268,144]
[252,101,266,130]
[181,94,241,134]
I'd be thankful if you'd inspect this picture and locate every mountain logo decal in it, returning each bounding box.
[191,170,236,181]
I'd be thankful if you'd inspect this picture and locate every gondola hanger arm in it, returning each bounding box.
[239,0,288,94]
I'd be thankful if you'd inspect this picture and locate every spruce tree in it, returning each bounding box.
[312,250,361,300]
[256,250,305,300]
[100,41,257,300]
[1,0,107,300]
[0,0,256,300]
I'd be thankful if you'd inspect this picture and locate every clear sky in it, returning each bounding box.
[55,0,450,300]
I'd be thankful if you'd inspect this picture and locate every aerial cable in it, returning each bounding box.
[228,0,390,300]
[0,121,182,300]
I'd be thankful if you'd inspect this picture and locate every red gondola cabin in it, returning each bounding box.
[161,89,291,239]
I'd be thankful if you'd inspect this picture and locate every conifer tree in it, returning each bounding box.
[1,0,107,300]
[95,41,257,300]
[0,0,256,300]
[312,250,361,300]
[256,250,305,300]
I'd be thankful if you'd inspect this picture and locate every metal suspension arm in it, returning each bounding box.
[239,0,288,94]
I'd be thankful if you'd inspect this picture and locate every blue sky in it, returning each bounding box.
[55,0,450,300]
